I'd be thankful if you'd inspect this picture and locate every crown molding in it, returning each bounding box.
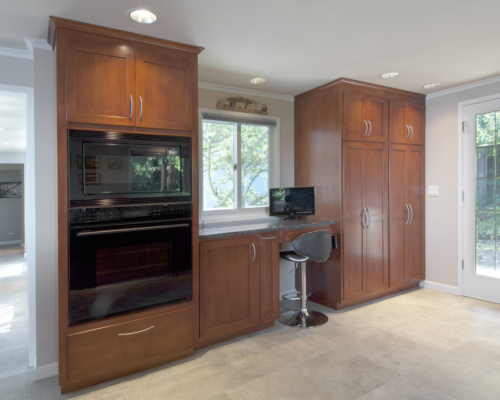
[0,38,51,60]
[198,81,294,101]
[427,75,500,100]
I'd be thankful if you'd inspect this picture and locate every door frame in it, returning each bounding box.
[459,93,500,299]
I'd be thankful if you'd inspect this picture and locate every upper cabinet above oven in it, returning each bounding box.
[50,17,204,133]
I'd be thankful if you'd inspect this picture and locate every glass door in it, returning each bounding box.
[463,98,500,303]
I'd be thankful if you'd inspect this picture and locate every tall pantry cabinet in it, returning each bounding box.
[295,78,425,310]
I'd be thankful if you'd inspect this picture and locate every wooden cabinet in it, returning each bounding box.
[63,28,200,132]
[343,92,388,142]
[389,100,425,145]
[259,233,280,323]
[199,235,260,343]
[343,142,388,301]
[389,145,425,287]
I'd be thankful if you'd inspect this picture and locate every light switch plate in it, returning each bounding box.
[428,186,439,197]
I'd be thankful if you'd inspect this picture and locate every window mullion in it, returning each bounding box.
[236,123,242,213]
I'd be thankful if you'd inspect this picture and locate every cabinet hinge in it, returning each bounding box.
[462,260,464,270]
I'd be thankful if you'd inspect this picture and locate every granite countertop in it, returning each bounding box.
[199,218,338,239]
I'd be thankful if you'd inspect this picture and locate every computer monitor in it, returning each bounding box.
[269,186,316,217]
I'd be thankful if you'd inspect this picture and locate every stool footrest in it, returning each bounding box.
[282,291,311,301]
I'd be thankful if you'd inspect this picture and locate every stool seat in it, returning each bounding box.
[280,251,308,263]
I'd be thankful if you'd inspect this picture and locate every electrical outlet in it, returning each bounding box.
[428,186,439,197]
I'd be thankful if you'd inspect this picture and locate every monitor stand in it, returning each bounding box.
[284,215,300,221]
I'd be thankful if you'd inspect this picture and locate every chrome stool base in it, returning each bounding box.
[279,310,328,328]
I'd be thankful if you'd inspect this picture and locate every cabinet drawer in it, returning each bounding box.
[280,226,336,243]
[67,307,193,381]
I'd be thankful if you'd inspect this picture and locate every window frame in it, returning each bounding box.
[198,108,280,223]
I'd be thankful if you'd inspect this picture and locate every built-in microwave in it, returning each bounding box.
[68,130,191,207]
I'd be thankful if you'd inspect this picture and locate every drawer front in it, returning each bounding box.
[67,307,193,381]
[280,226,336,243]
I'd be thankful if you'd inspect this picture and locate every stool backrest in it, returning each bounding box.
[292,230,332,262]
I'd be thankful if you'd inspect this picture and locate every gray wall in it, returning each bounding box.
[0,169,23,243]
[426,80,500,289]
[0,54,34,87]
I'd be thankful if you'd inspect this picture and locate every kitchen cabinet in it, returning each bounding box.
[389,100,425,145]
[389,144,425,286]
[343,142,388,301]
[343,92,388,142]
[63,27,199,131]
[259,233,280,323]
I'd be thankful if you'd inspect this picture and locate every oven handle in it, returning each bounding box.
[76,223,190,236]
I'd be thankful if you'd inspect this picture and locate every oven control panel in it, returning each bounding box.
[69,203,192,226]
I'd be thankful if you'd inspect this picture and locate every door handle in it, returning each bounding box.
[409,204,413,224]
[405,204,410,225]
[129,95,133,119]
[409,125,414,139]
[251,243,256,261]
[362,208,367,228]
[367,121,372,136]
[405,125,410,139]
[140,96,143,121]
[118,326,154,336]
[367,207,372,228]
[363,120,368,135]
[76,223,189,236]
[262,237,277,240]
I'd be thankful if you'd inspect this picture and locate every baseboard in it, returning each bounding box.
[0,240,22,245]
[419,280,461,295]
[34,362,58,380]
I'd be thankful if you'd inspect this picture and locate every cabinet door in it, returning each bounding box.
[199,236,260,342]
[136,51,195,131]
[389,100,408,144]
[260,234,280,323]
[343,142,366,300]
[389,145,408,286]
[66,31,135,126]
[365,96,388,143]
[363,143,388,294]
[406,146,425,281]
[343,92,367,141]
[407,103,425,145]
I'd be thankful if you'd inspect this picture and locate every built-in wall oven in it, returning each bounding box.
[67,130,193,325]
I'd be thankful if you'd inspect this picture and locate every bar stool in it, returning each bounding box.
[279,230,332,328]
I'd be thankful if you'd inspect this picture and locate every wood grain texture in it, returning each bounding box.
[365,95,388,142]
[259,233,280,323]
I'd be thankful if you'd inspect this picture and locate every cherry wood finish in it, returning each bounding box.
[389,144,425,287]
[199,235,260,344]
[295,78,424,310]
[52,17,202,393]
[260,233,280,323]
[389,100,425,145]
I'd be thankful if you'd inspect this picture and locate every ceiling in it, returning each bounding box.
[1,0,500,96]
[0,92,26,153]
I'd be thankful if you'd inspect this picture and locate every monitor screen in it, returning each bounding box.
[269,187,316,216]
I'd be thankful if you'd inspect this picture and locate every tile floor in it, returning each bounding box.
[3,249,500,399]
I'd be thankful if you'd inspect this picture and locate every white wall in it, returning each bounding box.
[426,79,500,291]
[0,54,34,87]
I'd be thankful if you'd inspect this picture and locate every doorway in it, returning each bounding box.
[463,97,500,303]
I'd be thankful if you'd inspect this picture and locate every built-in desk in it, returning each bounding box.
[197,218,338,348]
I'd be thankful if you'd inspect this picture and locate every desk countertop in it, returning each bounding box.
[199,218,338,240]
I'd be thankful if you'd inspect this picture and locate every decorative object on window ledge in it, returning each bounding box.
[0,182,22,198]
[217,97,268,115]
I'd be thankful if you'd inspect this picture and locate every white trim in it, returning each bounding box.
[427,75,500,99]
[419,280,461,295]
[34,362,58,380]
[24,253,27,258]
[0,240,22,245]
[0,38,51,60]
[198,82,294,102]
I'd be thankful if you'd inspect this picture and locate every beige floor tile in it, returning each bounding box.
[295,347,399,400]
[207,394,233,400]
[449,335,500,373]
[391,317,478,352]
[425,306,500,335]
[402,288,463,306]
[0,345,28,379]
[382,295,451,318]
[484,324,500,341]
[451,296,500,320]
[0,372,27,400]
[337,302,416,330]
[68,386,127,400]
[226,366,340,400]
[312,316,383,346]
[408,354,500,400]
[348,331,443,375]
[357,375,454,400]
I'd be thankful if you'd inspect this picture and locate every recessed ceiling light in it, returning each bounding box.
[2,143,10,145]
[250,77,266,85]
[423,83,441,89]
[382,72,400,79]
[129,9,158,24]
[0,128,4,131]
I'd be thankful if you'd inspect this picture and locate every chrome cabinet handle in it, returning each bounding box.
[252,243,256,261]
[405,204,410,225]
[77,224,189,237]
[409,204,413,224]
[405,125,410,139]
[409,125,414,139]
[118,326,154,336]
[364,120,368,135]
[362,208,367,228]
[140,96,143,120]
[367,121,372,136]
[367,207,372,228]
[129,95,133,119]
[262,237,277,240]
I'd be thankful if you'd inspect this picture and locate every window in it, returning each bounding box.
[200,110,279,219]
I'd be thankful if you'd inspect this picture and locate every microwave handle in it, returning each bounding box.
[77,223,189,237]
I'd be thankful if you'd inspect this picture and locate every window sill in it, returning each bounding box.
[201,212,280,227]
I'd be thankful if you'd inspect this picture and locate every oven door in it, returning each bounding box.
[69,221,192,325]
